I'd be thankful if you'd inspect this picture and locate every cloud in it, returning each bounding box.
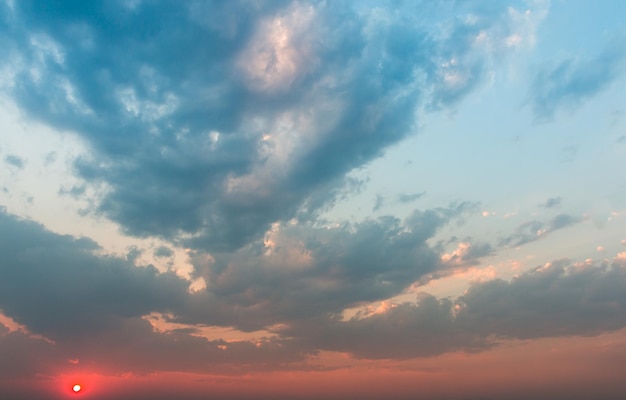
[530,36,626,121]
[498,213,580,247]
[397,191,426,203]
[0,203,471,376]
[0,208,191,338]
[2,206,626,376]
[6,0,623,388]
[154,245,174,258]
[284,257,626,359]
[372,194,384,212]
[0,198,471,334]
[284,294,486,359]
[178,202,477,330]
[0,0,533,252]
[0,209,312,377]
[4,154,24,169]
[0,323,60,380]
[440,240,494,267]
[540,196,561,209]
[457,258,626,340]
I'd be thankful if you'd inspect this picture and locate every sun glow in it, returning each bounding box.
[72,384,82,393]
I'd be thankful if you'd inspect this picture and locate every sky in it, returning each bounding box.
[0,0,626,399]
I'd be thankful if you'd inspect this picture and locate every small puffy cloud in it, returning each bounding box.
[154,245,174,259]
[4,154,24,169]
[540,196,562,209]
[440,240,494,267]
[58,184,86,198]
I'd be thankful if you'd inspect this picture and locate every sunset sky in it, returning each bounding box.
[1,0,626,399]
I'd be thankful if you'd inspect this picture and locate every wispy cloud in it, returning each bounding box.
[397,191,426,203]
[529,36,626,121]
[499,213,581,247]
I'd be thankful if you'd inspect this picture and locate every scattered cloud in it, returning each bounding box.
[154,245,174,259]
[4,154,24,169]
[397,191,426,203]
[499,213,581,247]
[372,194,384,212]
[440,240,494,267]
[530,36,626,121]
[540,196,562,209]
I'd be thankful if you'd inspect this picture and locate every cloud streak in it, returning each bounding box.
[530,36,626,121]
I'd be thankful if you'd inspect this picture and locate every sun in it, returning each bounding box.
[72,384,82,393]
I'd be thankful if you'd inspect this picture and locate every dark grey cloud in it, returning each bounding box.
[463,241,494,262]
[540,196,561,209]
[284,294,488,359]
[284,257,626,359]
[457,258,626,339]
[4,154,24,169]
[179,202,477,330]
[0,201,474,342]
[58,184,86,198]
[0,208,191,338]
[0,324,61,380]
[498,213,580,247]
[0,0,520,252]
[153,245,174,258]
[61,317,312,376]
[454,241,494,267]
[0,315,312,381]
[530,36,626,121]
[397,191,426,204]
[0,209,312,378]
[1,207,626,378]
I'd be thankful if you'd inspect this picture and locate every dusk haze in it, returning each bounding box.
[1,1,626,399]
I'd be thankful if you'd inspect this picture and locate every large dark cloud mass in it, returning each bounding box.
[0,209,312,377]
[0,0,517,251]
[284,257,626,359]
[2,208,626,377]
